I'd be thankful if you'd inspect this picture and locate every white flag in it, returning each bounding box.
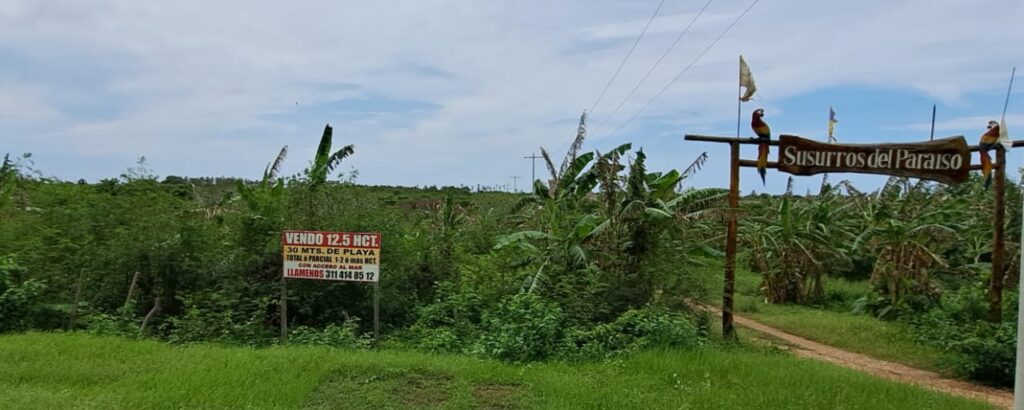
[739,55,756,102]
[999,118,1012,150]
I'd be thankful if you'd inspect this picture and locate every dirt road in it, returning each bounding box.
[698,305,1013,409]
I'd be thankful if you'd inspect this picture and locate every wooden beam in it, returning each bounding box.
[739,159,778,169]
[685,133,1024,152]
[685,134,781,146]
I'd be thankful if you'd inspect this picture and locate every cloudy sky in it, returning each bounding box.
[2,0,1022,193]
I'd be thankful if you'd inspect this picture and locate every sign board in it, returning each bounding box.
[776,135,970,184]
[282,230,381,282]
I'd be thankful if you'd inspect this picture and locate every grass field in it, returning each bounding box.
[0,333,993,409]
[693,260,948,372]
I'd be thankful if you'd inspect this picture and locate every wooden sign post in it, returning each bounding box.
[685,133,1020,338]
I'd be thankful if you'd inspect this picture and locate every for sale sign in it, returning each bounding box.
[282,230,381,282]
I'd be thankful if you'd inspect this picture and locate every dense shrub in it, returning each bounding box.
[405,281,484,353]
[945,321,1015,385]
[408,325,462,353]
[0,256,51,332]
[907,286,1016,386]
[166,293,275,346]
[468,296,707,363]
[288,321,369,348]
[473,293,566,362]
[85,305,140,337]
[563,308,707,360]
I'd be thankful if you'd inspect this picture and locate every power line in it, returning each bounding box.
[589,0,715,138]
[588,0,668,115]
[550,0,669,159]
[596,0,761,147]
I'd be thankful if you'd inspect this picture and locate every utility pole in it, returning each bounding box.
[510,175,520,192]
[524,153,541,185]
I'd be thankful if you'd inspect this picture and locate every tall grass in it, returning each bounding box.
[0,333,993,409]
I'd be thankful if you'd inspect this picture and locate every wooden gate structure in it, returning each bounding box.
[685,133,1022,337]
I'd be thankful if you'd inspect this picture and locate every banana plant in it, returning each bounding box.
[850,177,958,306]
[306,124,354,191]
[236,146,289,253]
[236,145,288,215]
[742,177,847,303]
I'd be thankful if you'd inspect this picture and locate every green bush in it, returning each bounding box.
[406,281,484,353]
[407,326,462,353]
[945,321,1015,385]
[0,256,51,333]
[166,293,275,346]
[563,308,707,360]
[473,293,566,362]
[288,321,370,349]
[85,305,140,337]
[907,286,1016,386]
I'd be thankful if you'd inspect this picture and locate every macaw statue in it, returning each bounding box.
[751,108,771,184]
[979,120,1000,188]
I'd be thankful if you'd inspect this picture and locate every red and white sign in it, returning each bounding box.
[281,230,381,282]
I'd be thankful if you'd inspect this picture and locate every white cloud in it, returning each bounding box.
[0,0,1021,187]
[894,114,1024,133]
[0,82,62,123]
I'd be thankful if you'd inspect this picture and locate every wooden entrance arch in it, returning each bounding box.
[685,133,1020,337]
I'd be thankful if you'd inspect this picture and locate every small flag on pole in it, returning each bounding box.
[999,118,1012,151]
[739,55,756,102]
[828,106,838,143]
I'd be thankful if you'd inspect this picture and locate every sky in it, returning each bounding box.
[2,0,1023,194]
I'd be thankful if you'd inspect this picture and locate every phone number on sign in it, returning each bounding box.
[323,270,375,281]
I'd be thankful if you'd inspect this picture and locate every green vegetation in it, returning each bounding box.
[694,260,948,371]
[0,120,717,363]
[741,302,947,371]
[0,114,1018,409]
[729,174,1021,386]
[0,333,994,409]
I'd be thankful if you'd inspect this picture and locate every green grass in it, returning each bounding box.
[736,302,947,371]
[693,260,948,372]
[0,333,993,409]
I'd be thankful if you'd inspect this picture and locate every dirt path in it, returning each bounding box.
[697,304,1014,409]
